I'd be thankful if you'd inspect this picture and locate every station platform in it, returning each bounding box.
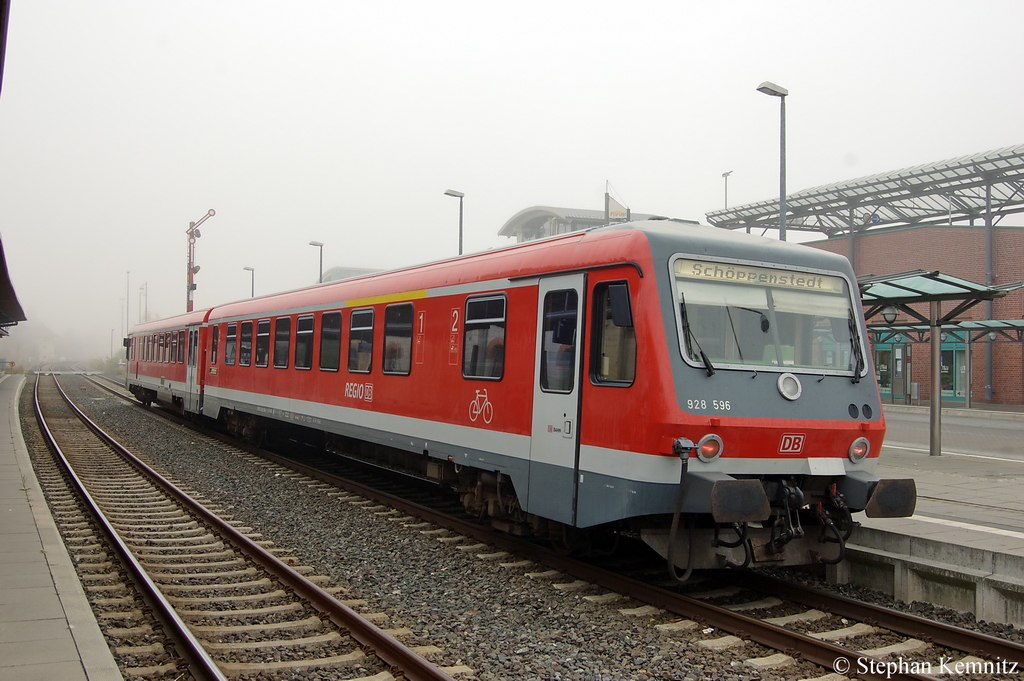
[871,402,1024,548]
[0,375,121,681]
[840,404,1024,626]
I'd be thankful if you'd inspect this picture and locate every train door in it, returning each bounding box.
[185,325,201,413]
[528,273,585,525]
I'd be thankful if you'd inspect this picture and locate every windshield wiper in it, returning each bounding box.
[680,292,715,377]
[848,313,865,384]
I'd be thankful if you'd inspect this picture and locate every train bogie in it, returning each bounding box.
[125,220,915,574]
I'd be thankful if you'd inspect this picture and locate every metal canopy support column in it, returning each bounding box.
[930,299,942,456]
[964,331,972,409]
[985,180,994,401]
[847,207,856,269]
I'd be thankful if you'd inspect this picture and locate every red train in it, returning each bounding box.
[125,219,915,572]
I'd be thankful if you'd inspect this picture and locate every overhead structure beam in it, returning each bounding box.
[707,145,1024,236]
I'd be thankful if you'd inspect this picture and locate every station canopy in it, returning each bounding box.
[706,145,1024,236]
[858,269,1023,341]
[0,239,25,335]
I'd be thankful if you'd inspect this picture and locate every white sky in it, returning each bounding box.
[2,0,1023,359]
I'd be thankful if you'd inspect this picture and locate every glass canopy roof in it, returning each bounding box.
[707,145,1024,235]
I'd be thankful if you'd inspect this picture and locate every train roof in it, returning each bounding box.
[128,308,212,336]
[197,220,854,322]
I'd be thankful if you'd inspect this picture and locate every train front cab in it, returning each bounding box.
[633,243,917,572]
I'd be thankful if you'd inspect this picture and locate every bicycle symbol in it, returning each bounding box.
[468,389,494,424]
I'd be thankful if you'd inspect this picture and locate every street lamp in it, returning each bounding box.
[881,305,899,324]
[756,81,788,241]
[722,170,733,209]
[444,189,464,255]
[243,266,255,298]
[309,241,324,283]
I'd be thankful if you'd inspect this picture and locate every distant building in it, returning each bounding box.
[321,266,382,283]
[498,206,675,243]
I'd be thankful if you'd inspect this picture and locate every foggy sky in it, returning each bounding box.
[2,0,1023,360]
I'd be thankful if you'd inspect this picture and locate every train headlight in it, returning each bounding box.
[697,434,724,463]
[848,437,870,463]
[777,372,802,401]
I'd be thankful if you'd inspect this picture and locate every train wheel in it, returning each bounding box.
[549,524,587,555]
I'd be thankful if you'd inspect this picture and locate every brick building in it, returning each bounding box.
[705,145,1024,407]
[808,225,1024,405]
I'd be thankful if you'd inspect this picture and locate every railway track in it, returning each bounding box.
[80,372,1024,679]
[31,372,461,680]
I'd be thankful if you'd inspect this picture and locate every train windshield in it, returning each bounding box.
[674,258,864,375]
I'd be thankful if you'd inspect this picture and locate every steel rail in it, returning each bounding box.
[730,570,1024,664]
[60,374,455,681]
[251,449,935,681]
[89,374,994,680]
[35,374,228,681]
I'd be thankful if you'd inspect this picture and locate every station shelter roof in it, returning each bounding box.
[858,269,1023,340]
[0,239,26,335]
[706,145,1024,236]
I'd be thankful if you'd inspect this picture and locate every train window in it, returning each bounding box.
[463,295,505,380]
[274,318,290,369]
[161,333,168,362]
[239,321,253,366]
[348,309,373,373]
[590,282,636,385]
[255,319,271,367]
[540,290,579,393]
[319,311,342,371]
[225,323,237,366]
[295,314,314,370]
[212,325,219,364]
[383,303,413,375]
[188,329,197,367]
[673,258,862,375]
[178,330,186,363]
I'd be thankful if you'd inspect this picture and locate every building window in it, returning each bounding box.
[383,303,413,375]
[590,281,636,385]
[320,311,342,372]
[295,314,314,370]
[225,323,237,366]
[274,317,290,369]
[239,321,253,366]
[463,295,505,380]
[348,309,374,373]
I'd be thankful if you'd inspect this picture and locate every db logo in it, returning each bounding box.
[779,433,805,454]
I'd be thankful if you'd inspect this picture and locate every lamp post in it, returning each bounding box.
[756,81,788,241]
[309,241,324,283]
[243,266,255,298]
[444,189,464,255]
[186,209,216,312]
[722,170,733,209]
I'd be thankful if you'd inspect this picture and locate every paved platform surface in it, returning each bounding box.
[0,374,122,681]
[868,404,1024,558]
